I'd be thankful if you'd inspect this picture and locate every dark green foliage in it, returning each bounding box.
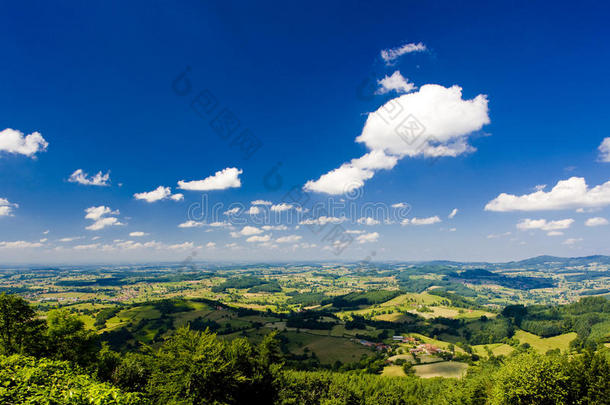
[249,281,282,293]
[0,354,142,404]
[329,290,401,309]
[45,308,99,367]
[211,276,267,292]
[146,327,280,405]
[0,293,46,356]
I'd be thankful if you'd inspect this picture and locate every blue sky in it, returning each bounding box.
[1,0,610,263]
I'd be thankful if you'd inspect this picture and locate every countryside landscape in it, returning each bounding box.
[2,1,610,404]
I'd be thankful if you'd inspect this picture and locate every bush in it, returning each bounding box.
[0,354,142,404]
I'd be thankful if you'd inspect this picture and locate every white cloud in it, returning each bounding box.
[585,217,609,227]
[376,71,416,94]
[134,186,182,203]
[402,216,441,226]
[178,220,204,228]
[598,137,610,162]
[0,198,18,217]
[236,226,263,236]
[224,207,241,215]
[391,202,408,208]
[0,128,48,157]
[356,232,379,244]
[58,237,81,242]
[303,150,398,195]
[345,229,365,234]
[86,217,123,231]
[129,231,148,237]
[178,167,242,191]
[448,208,458,219]
[270,203,293,212]
[0,240,43,249]
[83,206,123,231]
[547,231,563,236]
[516,218,574,231]
[485,177,610,212]
[262,225,288,231]
[68,169,110,186]
[563,238,582,246]
[206,242,216,248]
[85,206,118,221]
[276,235,302,243]
[299,216,346,226]
[208,221,230,228]
[304,85,489,195]
[246,234,271,243]
[357,217,380,226]
[380,42,426,64]
[251,200,272,206]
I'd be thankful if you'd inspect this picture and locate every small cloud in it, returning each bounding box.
[262,225,288,231]
[380,42,427,64]
[585,217,609,227]
[300,216,346,226]
[357,217,380,226]
[270,203,293,212]
[178,220,204,228]
[129,231,149,237]
[84,206,123,231]
[516,218,574,231]
[0,128,48,157]
[563,238,583,246]
[448,208,458,219]
[246,234,271,243]
[547,231,564,236]
[251,200,272,206]
[391,202,408,208]
[58,236,82,242]
[134,186,182,203]
[356,232,379,244]
[376,71,416,94]
[178,167,242,191]
[0,240,44,249]
[598,137,610,162]
[247,206,261,215]
[401,216,441,226]
[276,235,302,243]
[206,242,216,248]
[68,169,110,186]
[0,198,18,217]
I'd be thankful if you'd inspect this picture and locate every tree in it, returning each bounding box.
[0,293,45,355]
[45,308,99,367]
[148,327,280,404]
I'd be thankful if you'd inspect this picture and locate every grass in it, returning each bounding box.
[472,343,515,358]
[382,365,406,377]
[284,331,372,364]
[413,361,468,379]
[514,330,577,353]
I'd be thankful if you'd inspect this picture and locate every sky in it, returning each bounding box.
[1,0,610,264]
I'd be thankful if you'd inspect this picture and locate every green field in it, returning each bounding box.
[472,343,515,358]
[514,330,577,353]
